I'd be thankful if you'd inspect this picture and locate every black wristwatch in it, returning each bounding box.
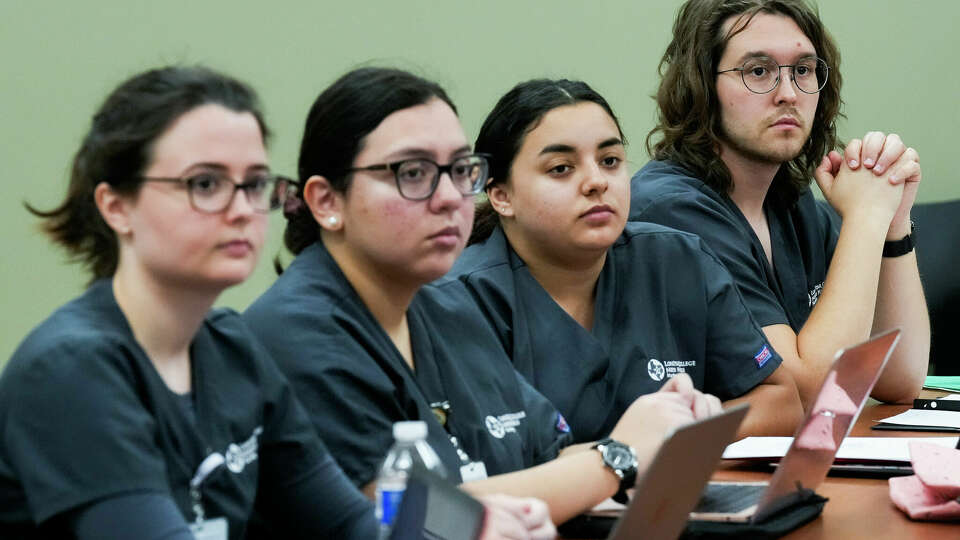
[593,438,638,504]
[882,223,914,258]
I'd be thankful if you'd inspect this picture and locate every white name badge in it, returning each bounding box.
[460,461,488,482]
[190,517,228,540]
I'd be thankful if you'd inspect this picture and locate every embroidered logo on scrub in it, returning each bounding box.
[754,346,772,369]
[484,411,527,439]
[225,426,263,473]
[808,282,824,307]
[647,358,666,381]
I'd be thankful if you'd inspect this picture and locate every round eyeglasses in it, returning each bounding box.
[717,56,829,94]
[140,173,297,214]
[347,154,490,201]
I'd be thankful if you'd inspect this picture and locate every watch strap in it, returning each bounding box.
[592,437,613,449]
[883,227,914,258]
[612,470,636,504]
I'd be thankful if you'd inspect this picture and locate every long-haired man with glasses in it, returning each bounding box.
[630,0,929,409]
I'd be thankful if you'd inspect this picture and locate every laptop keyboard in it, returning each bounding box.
[693,483,767,514]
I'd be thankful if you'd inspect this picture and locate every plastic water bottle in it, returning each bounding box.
[376,421,446,538]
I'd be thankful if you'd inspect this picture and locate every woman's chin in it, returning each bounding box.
[414,260,458,284]
[194,268,256,292]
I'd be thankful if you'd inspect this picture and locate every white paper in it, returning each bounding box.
[834,437,958,461]
[878,408,960,428]
[722,437,793,459]
[723,436,959,462]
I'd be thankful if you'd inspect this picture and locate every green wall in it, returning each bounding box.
[2,0,957,366]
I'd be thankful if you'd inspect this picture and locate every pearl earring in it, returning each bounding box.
[327,216,339,226]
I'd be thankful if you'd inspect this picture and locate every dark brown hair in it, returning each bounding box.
[281,67,457,262]
[647,0,843,206]
[26,66,268,284]
[471,79,625,245]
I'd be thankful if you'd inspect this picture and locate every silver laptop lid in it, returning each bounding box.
[753,328,902,520]
[610,403,749,540]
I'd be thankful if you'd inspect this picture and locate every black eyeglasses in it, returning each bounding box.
[717,56,829,94]
[347,154,490,201]
[140,172,297,214]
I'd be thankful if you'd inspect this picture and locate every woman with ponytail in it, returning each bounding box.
[0,66,379,539]
[447,78,803,443]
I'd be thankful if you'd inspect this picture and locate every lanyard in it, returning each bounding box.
[407,307,476,467]
[429,399,472,466]
[190,452,225,524]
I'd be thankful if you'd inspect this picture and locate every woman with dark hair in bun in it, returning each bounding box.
[447,78,803,444]
[0,66,378,539]
[245,67,716,527]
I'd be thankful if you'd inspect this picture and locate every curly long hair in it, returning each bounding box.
[647,0,843,206]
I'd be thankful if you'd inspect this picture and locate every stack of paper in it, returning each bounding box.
[876,409,960,432]
[723,436,959,463]
[874,394,960,432]
[924,376,960,393]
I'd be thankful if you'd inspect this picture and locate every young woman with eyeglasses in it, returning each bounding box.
[243,67,719,526]
[0,66,385,540]
[444,79,804,444]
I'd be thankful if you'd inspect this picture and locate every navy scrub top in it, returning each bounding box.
[630,159,840,331]
[243,242,572,489]
[0,280,374,539]
[447,223,781,443]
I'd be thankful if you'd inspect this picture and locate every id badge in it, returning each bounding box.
[460,461,488,482]
[190,517,228,540]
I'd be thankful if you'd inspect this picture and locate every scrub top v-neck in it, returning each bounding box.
[630,159,839,331]
[448,223,781,442]
[0,279,374,538]
[244,242,572,488]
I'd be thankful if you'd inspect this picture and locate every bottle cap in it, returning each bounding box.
[393,420,427,441]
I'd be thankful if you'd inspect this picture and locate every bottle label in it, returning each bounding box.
[378,488,405,525]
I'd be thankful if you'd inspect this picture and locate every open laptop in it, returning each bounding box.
[606,403,750,540]
[388,463,486,540]
[560,403,749,539]
[690,328,902,523]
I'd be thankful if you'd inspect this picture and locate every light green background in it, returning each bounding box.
[2,1,958,367]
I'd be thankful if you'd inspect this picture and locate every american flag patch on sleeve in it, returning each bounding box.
[754,345,772,368]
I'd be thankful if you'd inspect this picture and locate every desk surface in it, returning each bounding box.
[562,394,960,539]
[712,396,959,539]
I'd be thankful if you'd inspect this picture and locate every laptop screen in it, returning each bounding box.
[753,328,901,519]
[610,404,749,539]
[389,464,486,540]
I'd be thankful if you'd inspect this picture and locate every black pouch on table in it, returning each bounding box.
[558,491,828,539]
[681,490,828,540]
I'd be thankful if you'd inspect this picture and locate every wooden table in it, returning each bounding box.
[713,395,959,539]
[561,394,960,539]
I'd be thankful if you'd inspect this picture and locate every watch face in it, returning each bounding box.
[604,445,634,470]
